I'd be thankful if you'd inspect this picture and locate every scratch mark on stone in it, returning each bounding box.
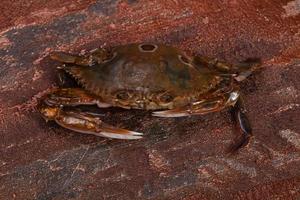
[272,152,300,168]
[63,146,89,188]
[0,36,11,49]
[275,86,299,99]
[268,103,300,115]
[148,149,170,176]
[202,17,209,24]
[36,151,66,172]
[32,69,44,81]
[4,138,34,150]
[32,47,52,65]
[282,0,300,17]
[221,158,257,178]
[7,86,56,113]
[278,129,300,149]
[260,144,300,168]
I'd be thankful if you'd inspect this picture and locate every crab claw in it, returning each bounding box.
[69,123,144,140]
[54,110,143,140]
[96,125,143,140]
[38,102,143,140]
[152,108,191,117]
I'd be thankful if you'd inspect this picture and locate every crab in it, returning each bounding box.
[38,43,261,150]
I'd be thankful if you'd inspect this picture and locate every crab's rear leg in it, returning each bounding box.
[228,97,252,153]
[38,88,143,139]
[193,56,261,81]
[50,48,111,66]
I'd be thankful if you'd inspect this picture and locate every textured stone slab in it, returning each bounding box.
[1,0,300,199]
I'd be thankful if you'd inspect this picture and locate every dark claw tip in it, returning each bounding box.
[226,135,251,155]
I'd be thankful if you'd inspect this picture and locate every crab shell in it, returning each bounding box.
[58,43,231,110]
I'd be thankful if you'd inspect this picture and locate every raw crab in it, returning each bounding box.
[38,43,261,150]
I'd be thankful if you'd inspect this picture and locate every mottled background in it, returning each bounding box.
[0,0,300,199]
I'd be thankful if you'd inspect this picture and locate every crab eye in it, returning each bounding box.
[159,93,174,103]
[116,91,130,100]
[178,55,190,65]
[139,44,158,52]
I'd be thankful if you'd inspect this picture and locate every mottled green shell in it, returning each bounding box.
[64,44,220,109]
[69,44,218,91]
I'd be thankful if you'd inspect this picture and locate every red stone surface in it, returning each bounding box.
[1,0,300,199]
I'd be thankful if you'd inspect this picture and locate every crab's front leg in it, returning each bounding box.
[37,88,143,139]
[43,88,111,108]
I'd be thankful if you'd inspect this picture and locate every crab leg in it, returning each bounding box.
[228,97,252,152]
[51,52,94,66]
[152,91,240,117]
[44,88,111,108]
[38,103,143,140]
[50,48,110,66]
[193,56,261,81]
